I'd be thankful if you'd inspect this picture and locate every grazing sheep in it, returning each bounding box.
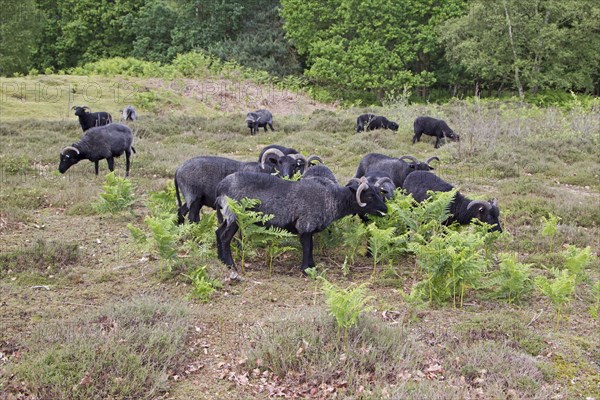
[174,147,322,224]
[174,156,268,224]
[356,113,399,133]
[72,105,113,132]
[354,153,439,189]
[58,123,135,176]
[301,164,338,184]
[246,109,274,135]
[413,116,459,148]
[257,144,298,164]
[122,105,138,121]
[364,174,396,200]
[259,146,323,178]
[403,171,502,232]
[215,173,387,274]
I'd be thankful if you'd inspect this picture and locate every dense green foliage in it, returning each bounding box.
[442,0,600,98]
[3,0,597,101]
[4,0,299,77]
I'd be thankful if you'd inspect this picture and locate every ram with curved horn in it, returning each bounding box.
[354,152,439,191]
[246,109,274,135]
[259,145,324,178]
[72,105,113,132]
[215,171,387,276]
[403,171,502,232]
[58,123,135,176]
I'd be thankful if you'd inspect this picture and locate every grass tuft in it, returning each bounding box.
[8,297,189,400]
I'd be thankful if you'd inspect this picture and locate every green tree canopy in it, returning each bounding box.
[0,0,44,75]
[441,0,600,97]
[280,0,466,99]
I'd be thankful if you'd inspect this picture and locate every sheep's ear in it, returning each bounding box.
[491,198,498,207]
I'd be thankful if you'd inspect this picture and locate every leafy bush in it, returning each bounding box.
[540,213,561,253]
[535,269,577,330]
[319,277,374,344]
[183,265,222,302]
[481,253,532,303]
[561,245,591,282]
[589,281,600,320]
[409,228,487,307]
[93,172,135,214]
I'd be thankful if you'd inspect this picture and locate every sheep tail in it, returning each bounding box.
[131,146,137,154]
[216,196,236,225]
[174,176,185,225]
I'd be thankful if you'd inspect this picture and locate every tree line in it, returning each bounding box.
[1,0,598,101]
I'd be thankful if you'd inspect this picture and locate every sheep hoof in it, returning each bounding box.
[229,270,243,282]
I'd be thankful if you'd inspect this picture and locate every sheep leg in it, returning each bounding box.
[216,220,239,269]
[263,125,268,132]
[434,136,441,148]
[177,204,188,225]
[125,149,131,177]
[188,199,202,223]
[412,133,421,144]
[107,157,115,172]
[299,233,315,273]
[94,160,99,175]
[268,122,275,132]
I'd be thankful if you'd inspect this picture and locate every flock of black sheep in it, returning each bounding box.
[57,106,501,275]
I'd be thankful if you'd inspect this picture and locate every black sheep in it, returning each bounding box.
[72,105,113,132]
[246,109,274,135]
[413,116,459,148]
[403,171,502,232]
[58,123,136,176]
[174,148,323,224]
[356,114,399,132]
[215,173,387,274]
[354,153,439,189]
[122,105,138,121]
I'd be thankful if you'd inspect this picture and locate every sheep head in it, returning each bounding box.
[58,146,82,174]
[72,105,91,116]
[346,177,387,215]
[467,199,502,232]
[373,176,395,200]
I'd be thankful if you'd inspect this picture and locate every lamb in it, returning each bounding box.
[72,105,113,132]
[354,153,439,190]
[174,148,322,224]
[58,123,136,176]
[413,116,459,148]
[356,114,399,133]
[215,173,388,274]
[246,109,274,135]
[122,105,138,121]
[402,171,502,232]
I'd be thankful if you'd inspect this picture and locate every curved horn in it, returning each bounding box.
[399,155,418,164]
[425,156,440,165]
[61,146,80,155]
[356,178,369,207]
[81,105,90,110]
[260,148,285,168]
[467,200,492,212]
[306,155,323,165]
[374,176,394,188]
[71,105,78,111]
[289,153,308,163]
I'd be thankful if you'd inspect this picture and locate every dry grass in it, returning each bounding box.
[0,74,598,399]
